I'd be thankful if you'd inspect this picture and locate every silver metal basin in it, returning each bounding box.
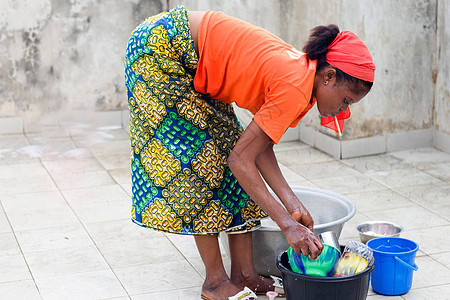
[357,221,403,243]
[220,186,356,277]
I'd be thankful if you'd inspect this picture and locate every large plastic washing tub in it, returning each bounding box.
[220,186,356,276]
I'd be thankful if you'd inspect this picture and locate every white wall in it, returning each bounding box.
[171,0,449,154]
[0,0,166,130]
[0,0,448,153]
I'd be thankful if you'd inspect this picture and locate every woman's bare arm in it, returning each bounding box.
[187,11,207,55]
[228,121,322,257]
[255,143,315,232]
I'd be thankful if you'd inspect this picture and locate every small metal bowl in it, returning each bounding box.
[357,221,403,243]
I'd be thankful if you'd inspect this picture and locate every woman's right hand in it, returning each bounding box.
[283,222,323,259]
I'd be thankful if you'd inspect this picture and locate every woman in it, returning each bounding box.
[124,6,375,300]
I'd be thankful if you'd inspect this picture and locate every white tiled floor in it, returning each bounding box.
[0,125,449,300]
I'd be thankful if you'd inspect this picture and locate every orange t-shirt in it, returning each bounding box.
[193,11,317,144]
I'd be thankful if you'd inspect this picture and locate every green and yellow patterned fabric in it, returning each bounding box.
[124,6,267,235]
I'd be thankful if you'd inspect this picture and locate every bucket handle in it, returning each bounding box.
[394,256,418,271]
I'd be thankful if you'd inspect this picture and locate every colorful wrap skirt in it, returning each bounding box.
[124,6,267,235]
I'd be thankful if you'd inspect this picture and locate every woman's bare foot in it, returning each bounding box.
[201,278,243,300]
[230,273,274,294]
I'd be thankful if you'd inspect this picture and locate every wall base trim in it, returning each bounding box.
[435,130,450,153]
[0,110,129,135]
[1,115,449,157]
[299,126,446,159]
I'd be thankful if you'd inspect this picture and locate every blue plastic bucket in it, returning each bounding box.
[367,237,419,295]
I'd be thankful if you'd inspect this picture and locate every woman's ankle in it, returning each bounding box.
[230,273,275,293]
[230,268,258,283]
[203,275,232,290]
[201,278,242,300]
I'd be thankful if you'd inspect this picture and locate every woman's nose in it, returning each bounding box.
[339,105,348,113]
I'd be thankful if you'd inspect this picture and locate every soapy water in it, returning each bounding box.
[364,230,387,237]
[60,148,93,158]
[16,145,47,158]
[0,148,13,159]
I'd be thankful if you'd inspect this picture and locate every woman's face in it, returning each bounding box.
[314,69,368,117]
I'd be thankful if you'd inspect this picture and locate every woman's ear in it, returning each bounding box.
[323,67,337,84]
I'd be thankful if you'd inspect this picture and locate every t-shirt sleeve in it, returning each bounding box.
[252,81,309,144]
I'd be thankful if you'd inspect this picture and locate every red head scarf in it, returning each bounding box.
[321,31,375,135]
[326,31,376,82]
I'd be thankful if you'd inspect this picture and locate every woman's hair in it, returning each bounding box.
[302,24,373,94]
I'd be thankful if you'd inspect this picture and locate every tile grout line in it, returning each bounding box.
[425,254,450,272]
[0,132,47,298]
[335,157,450,276]
[65,134,133,300]
[0,199,44,300]
[408,282,450,291]
[399,153,450,183]
[38,135,132,299]
[70,127,131,198]
[388,179,450,223]
[342,160,450,222]
[163,233,206,281]
[69,128,135,298]
[89,128,206,294]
